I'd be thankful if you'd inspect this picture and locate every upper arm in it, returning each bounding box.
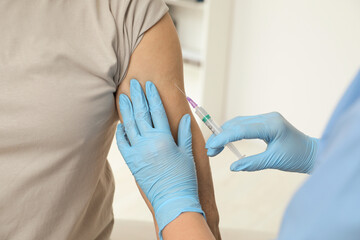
[116,13,190,140]
[115,12,220,236]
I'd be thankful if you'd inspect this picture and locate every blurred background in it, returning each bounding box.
[109,0,360,238]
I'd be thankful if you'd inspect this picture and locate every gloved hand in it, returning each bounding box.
[116,79,204,239]
[206,112,319,173]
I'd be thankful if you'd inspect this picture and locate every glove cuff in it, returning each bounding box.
[155,196,205,240]
[303,137,320,174]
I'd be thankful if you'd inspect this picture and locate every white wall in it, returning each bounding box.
[226,0,360,136]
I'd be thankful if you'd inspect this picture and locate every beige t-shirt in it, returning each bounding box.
[0,0,168,239]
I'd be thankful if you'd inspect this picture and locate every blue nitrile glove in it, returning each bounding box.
[206,112,319,173]
[116,79,204,239]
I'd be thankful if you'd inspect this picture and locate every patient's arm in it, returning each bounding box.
[115,13,221,239]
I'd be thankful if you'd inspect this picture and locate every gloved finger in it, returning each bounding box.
[230,152,269,172]
[145,81,171,133]
[206,134,224,157]
[130,79,152,135]
[205,133,216,148]
[119,94,140,145]
[207,147,224,157]
[207,118,272,149]
[222,112,287,141]
[115,123,131,155]
[221,115,265,130]
[177,114,192,157]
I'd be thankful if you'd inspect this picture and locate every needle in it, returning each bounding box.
[174,84,187,97]
[176,83,245,159]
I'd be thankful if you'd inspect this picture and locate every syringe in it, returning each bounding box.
[175,85,245,160]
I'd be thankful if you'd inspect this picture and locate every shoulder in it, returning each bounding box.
[318,97,360,165]
[321,70,360,139]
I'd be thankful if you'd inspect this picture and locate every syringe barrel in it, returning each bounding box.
[194,106,222,135]
[194,106,245,160]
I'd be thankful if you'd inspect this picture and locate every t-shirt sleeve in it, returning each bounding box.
[110,0,169,88]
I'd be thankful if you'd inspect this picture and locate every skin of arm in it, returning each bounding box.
[115,13,220,239]
[163,213,215,240]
